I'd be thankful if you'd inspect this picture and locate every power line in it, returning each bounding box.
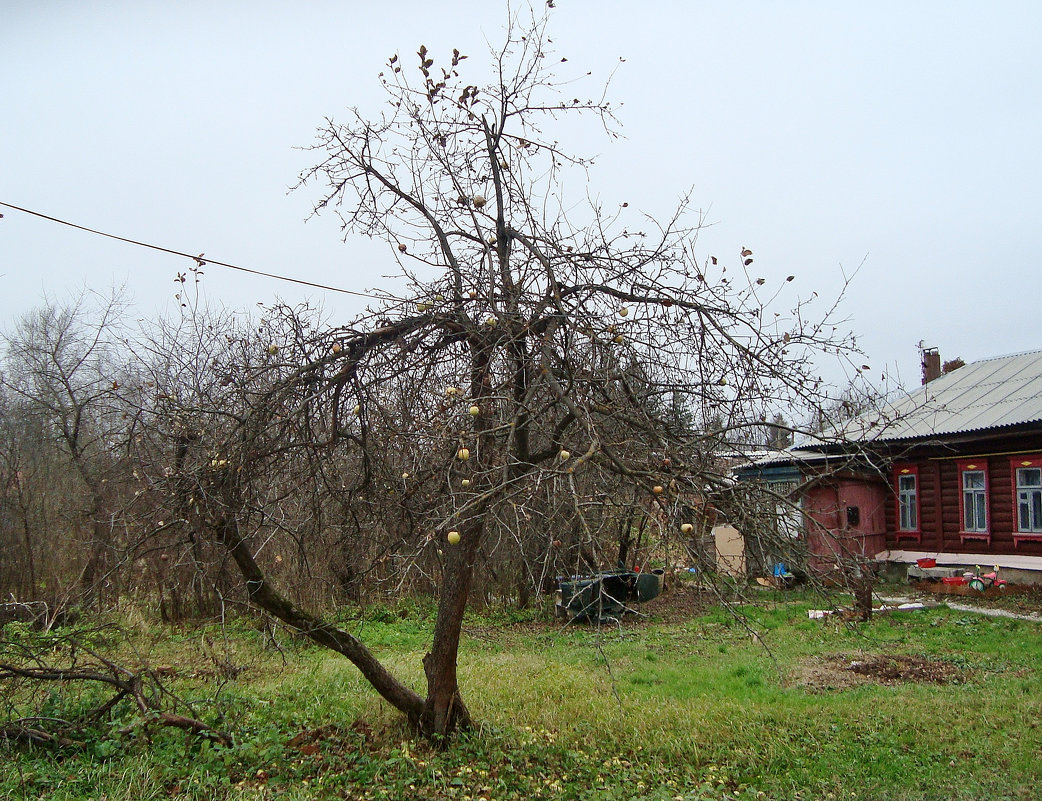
[0,200,388,301]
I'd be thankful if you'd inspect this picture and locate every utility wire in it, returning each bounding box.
[0,200,388,301]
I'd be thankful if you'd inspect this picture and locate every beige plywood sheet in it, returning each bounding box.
[713,524,746,577]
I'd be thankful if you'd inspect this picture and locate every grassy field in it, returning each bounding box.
[2,583,1041,800]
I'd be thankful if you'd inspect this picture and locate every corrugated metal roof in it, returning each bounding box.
[815,350,1042,444]
[735,448,833,468]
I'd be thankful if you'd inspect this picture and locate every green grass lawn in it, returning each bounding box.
[3,588,1041,800]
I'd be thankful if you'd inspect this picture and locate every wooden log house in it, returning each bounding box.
[737,349,1042,580]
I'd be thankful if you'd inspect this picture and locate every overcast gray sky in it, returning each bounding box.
[4,1,1041,391]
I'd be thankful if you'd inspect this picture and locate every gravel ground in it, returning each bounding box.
[877,593,1042,623]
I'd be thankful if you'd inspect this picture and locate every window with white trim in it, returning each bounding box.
[898,473,917,531]
[1016,467,1042,533]
[961,468,987,533]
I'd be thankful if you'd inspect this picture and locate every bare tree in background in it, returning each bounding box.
[0,292,130,609]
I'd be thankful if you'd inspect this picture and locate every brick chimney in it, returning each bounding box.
[921,347,941,385]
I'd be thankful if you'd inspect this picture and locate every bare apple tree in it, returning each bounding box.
[120,11,855,740]
[0,10,865,749]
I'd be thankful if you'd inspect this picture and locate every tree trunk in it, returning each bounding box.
[19,509,38,602]
[616,508,637,569]
[79,503,112,608]
[214,514,426,727]
[516,564,532,610]
[418,518,480,739]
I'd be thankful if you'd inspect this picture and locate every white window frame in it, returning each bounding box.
[1016,467,1042,533]
[898,473,918,531]
[961,469,988,533]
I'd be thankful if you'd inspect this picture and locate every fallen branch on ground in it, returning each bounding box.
[0,660,232,748]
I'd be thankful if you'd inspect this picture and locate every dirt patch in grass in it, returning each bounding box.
[633,581,714,622]
[472,581,715,638]
[792,653,969,692]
